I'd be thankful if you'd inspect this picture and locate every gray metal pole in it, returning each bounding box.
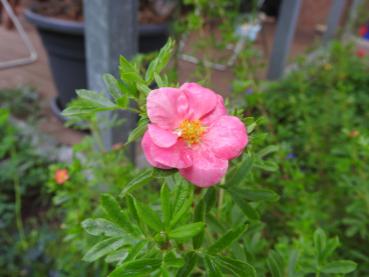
[266,0,302,80]
[344,0,363,35]
[323,0,346,44]
[84,0,138,159]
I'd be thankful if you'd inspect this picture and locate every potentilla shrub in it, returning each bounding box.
[62,40,357,276]
[243,42,369,275]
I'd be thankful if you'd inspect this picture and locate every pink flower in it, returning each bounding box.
[141,83,248,187]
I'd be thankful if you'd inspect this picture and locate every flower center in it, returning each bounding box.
[177,119,206,145]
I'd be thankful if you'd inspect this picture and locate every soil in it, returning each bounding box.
[27,0,174,24]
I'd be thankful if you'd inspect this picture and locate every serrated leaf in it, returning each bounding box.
[168,222,205,241]
[81,218,125,237]
[207,223,248,254]
[120,168,154,197]
[321,260,357,274]
[109,258,162,277]
[83,237,126,262]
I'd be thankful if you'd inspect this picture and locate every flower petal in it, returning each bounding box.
[180,83,218,120]
[200,95,227,126]
[179,147,228,187]
[141,132,192,169]
[141,132,171,169]
[148,124,178,148]
[147,88,188,129]
[204,115,248,160]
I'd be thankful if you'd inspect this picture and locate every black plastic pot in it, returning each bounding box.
[24,9,169,120]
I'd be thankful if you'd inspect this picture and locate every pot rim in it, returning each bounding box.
[24,8,169,36]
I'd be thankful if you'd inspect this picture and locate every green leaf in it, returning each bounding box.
[83,237,126,262]
[164,252,185,268]
[76,89,116,108]
[101,194,136,234]
[62,97,117,118]
[227,154,253,187]
[105,248,129,264]
[207,223,248,254]
[170,184,194,227]
[229,188,279,202]
[168,222,205,241]
[314,228,327,262]
[231,193,260,220]
[109,258,162,277]
[204,255,223,277]
[287,250,299,277]
[145,38,175,83]
[136,83,151,95]
[253,160,278,172]
[81,218,125,237]
[102,73,123,101]
[120,168,154,197]
[213,256,256,277]
[204,187,217,213]
[119,55,145,85]
[321,260,357,274]
[267,250,284,277]
[161,184,172,227]
[126,120,148,144]
[193,198,206,249]
[176,252,199,277]
[135,201,163,232]
[257,145,279,158]
[154,73,166,87]
[125,241,147,262]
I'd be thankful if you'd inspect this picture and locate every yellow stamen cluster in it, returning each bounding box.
[178,119,206,145]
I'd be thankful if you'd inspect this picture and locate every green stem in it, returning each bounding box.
[11,148,27,249]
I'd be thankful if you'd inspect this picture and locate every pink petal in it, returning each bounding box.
[204,115,248,160]
[141,132,192,169]
[180,83,218,120]
[147,88,188,129]
[179,147,228,187]
[148,124,178,148]
[141,132,171,169]
[200,95,227,126]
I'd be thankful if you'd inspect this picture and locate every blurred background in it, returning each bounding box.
[2,0,369,276]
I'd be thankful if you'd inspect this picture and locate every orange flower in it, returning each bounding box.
[54,169,69,185]
[349,130,360,138]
